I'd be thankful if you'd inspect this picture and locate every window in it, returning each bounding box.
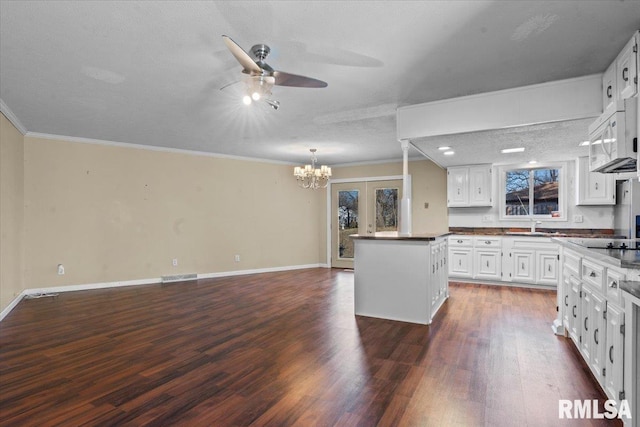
[500,163,566,220]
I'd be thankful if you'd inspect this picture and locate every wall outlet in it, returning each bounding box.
[573,214,584,223]
[234,254,240,262]
[57,264,65,275]
[172,258,178,267]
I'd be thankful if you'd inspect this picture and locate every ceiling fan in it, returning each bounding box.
[221,35,328,110]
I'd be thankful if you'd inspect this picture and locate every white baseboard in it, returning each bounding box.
[0,263,328,322]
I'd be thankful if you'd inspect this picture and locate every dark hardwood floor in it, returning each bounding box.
[0,269,620,426]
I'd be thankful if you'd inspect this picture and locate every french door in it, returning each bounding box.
[330,179,403,268]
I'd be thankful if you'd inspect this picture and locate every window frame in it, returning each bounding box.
[498,161,567,221]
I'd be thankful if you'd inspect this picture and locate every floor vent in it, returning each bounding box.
[161,273,197,284]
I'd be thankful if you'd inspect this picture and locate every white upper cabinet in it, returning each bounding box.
[447,167,469,207]
[447,164,492,207]
[602,31,638,111]
[602,61,617,111]
[615,34,638,101]
[576,156,615,205]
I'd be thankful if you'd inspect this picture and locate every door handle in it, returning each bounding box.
[609,345,614,364]
[622,67,629,82]
[594,328,599,345]
[573,305,576,318]
[584,316,588,331]
[607,85,612,98]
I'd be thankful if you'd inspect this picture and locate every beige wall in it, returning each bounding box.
[331,159,448,234]
[0,113,25,311]
[22,136,325,289]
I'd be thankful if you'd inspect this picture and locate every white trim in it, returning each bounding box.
[24,132,296,166]
[330,157,423,168]
[326,175,410,267]
[0,98,27,135]
[0,263,328,322]
[0,292,26,322]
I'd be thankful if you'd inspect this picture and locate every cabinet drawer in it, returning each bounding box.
[563,250,581,276]
[449,236,473,247]
[605,268,624,305]
[473,236,501,248]
[581,258,605,292]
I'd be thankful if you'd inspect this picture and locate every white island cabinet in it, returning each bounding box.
[351,233,449,325]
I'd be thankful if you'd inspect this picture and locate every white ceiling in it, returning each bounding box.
[1,1,639,167]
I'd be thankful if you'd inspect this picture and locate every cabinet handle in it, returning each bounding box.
[548,265,551,272]
[609,280,618,289]
[594,328,599,345]
[609,345,614,364]
[457,188,460,195]
[458,259,462,266]
[573,305,577,318]
[485,240,491,244]
[584,316,588,331]
[486,261,489,267]
[622,67,629,82]
[478,187,481,194]
[589,271,596,277]
[607,85,612,98]
[595,182,599,191]
[521,263,525,270]
[457,239,463,244]
[564,295,568,307]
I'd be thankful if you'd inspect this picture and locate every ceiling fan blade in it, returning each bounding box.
[222,35,262,74]
[273,71,328,88]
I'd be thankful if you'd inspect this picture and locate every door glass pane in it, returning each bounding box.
[338,190,359,259]
[375,188,398,232]
[505,169,530,216]
[533,168,559,214]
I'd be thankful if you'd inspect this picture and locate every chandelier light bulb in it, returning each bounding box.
[251,91,261,101]
[242,95,252,105]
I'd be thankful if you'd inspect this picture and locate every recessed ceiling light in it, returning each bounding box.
[443,151,455,156]
[528,160,538,164]
[438,146,451,151]
[501,147,525,154]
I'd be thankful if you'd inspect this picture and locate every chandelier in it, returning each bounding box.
[294,149,332,189]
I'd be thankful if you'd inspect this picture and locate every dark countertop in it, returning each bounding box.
[449,227,622,239]
[620,280,640,302]
[553,238,640,268]
[350,232,451,241]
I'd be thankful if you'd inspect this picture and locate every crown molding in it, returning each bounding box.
[0,98,27,135]
[23,132,297,166]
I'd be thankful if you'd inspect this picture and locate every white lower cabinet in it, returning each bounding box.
[557,246,628,414]
[448,235,558,287]
[605,302,626,402]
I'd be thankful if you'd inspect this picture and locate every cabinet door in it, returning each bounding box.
[589,291,606,384]
[561,271,572,331]
[602,61,616,111]
[616,34,638,100]
[449,247,473,278]
[580,287,593,364]
[440,240,448,299]
[576,156,615,205]
[536,251,558,285]
[447,167,468,207]
[511,250,535,283]
[568,276,581,346]
[474,249,501,280]
[604,303,625,402]
[468,165,492,206]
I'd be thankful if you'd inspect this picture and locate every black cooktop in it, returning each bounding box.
[587,240,640,250]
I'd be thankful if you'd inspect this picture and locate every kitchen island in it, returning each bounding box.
[351,232,450,325]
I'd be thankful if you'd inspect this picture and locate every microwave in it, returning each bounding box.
[588,97,638,173]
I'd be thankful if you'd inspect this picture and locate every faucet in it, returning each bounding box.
[531,220,542,232]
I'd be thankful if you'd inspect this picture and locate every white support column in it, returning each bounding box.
[399,140,412,236]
